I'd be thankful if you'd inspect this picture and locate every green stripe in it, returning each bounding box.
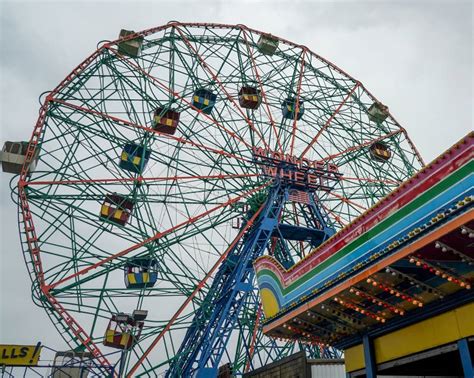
[257,161,472,296]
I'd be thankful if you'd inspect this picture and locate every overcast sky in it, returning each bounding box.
[0,0,472,356]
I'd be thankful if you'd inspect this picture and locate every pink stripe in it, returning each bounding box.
[286,140,472,282]
[255,135,473,287]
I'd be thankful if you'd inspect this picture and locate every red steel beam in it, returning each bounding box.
[175,25,270,152]
[126,201,266,377]
[24,173,259,187]
[241,29,284,154]
[45,182,270,292]
[107,46,254,152]
[300,82,360,159]
[289,49,307,156]
[318,129,402,163]
[51,98,252,166]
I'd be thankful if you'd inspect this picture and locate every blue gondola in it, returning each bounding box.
[192,89,217,114]
[124,258,158,289]
[282,98,304,120]
[119,143,151,173]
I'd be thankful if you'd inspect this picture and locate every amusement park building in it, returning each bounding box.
[255,133,473,377]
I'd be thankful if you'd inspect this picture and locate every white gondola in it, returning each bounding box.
[257,34,279,55]
[0,141,37,174]
[368,102,389,123]
[51,350,93,378]
[117,29,144,58]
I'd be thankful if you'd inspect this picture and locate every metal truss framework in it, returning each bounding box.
[12,22,424,376]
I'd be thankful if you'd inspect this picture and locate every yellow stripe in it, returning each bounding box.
[345,302,474,372]
[120,333,130,347]
[128,273,136,284]
[193,95,199,103]
[374,148,389,158]
[345,344,364,373]
[142,272,149,283]
[203,98,209,106]
[121,151,128,161]
[166,118,173,126]
[101,205,110,216]
[114,209,123,220]
[373,302,474,364]
[243,94,259,102]
[457,303,474,336]
[105,329,115,343]
[261,288,280,318]
[132,156,141,165]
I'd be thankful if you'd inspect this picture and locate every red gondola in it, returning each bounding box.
[103,310,147,350]
[238,87,261,109]
[100,194,134,226]
[153,108,180,135]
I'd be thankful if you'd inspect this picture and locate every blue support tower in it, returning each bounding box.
[166,180,335,377]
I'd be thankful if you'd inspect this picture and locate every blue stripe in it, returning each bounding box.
[285,182,472,302]
[258,174,472,307]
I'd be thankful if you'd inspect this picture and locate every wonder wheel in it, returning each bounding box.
[6,22,423,377]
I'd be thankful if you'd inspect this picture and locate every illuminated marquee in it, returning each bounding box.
[252,147,342,191]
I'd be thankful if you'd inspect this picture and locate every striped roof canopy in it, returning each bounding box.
[255,132,473,348]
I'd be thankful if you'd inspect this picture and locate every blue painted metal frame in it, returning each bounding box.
[457,338,473,378]
[166,181,336,377]
[362,334,376,378]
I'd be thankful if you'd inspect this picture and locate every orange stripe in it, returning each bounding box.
[263,209,474,333]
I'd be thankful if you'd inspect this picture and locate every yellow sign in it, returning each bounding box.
[0,343,42,366]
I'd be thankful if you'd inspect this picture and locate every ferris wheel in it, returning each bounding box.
[3,22,424,377]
